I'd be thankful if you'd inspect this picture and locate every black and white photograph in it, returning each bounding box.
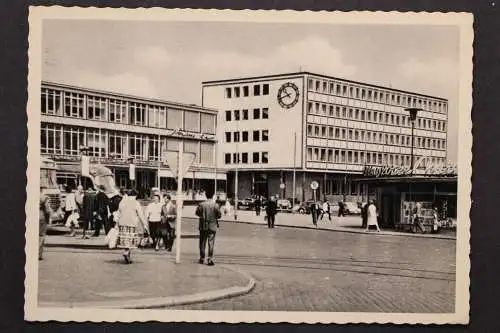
[25,8,472,324]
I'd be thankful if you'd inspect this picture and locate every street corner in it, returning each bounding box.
[38,250,255,309]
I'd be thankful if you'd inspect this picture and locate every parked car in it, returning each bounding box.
[344,202,361,215]
[292,200,323,214]
[237,198,255,210]
[277,199,292,210]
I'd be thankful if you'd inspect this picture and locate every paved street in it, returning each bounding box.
[41,218,456,312]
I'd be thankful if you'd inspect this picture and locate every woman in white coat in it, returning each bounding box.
[365,200,381,232]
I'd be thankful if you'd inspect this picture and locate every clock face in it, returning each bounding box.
[277,82,300,109]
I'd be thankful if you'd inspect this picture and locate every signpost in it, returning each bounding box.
[162,142,195,264]
[310,181,319,202]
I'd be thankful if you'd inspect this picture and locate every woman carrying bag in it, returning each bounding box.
[115,189,149,264]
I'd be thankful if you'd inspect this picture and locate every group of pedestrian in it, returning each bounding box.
[145,193,177,252]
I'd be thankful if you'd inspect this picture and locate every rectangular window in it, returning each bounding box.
[225,132,231,143]
[341,150,346,163]
[263,84,269,95]
[253,108,260,119]
[262,130,269,141]
[86,95,107,121]
[314,126,320,136]
[335,128,340,138]
[242,109,249,120]
[347,151,352,163]
[320,149,326,161]
[200,113,216,134]
[233,153,239,164]
[184,140,200,164]
[322,104,327,114]
[243,86,249,97]
[253,152,259,163]
[109,99,127,124]
[225,88,232,98]
[234,110,240,121]
[307,147,313,160]
[307,125,313,136]
[184,111,200,132]
[233,132,240,142]
[334,150,340,163]
[342,129,346,140]
[238,152,246,164]
[198,142,214,165]
[262,108,269,119]
[86,128,106,157]
[108,131,126,159]
[321,126,326,137]
[242,131,248,142]
[308,102,313,113]
[262,152,269,163]
[166,138,180,152]
[225,110,231,121]
[361,110,365,120]
[328,149,333,162]
[128,134,145,160]
[348,108,353,119]
[41,88,62,115]
[63,126,85,156]
[40,123,62,155]
[254,85,261,96]
[354,151,359,163]
[64,92,85,118]
[329,105,334,116]
[315,81,320,91]
[148,105,167,128]
[166,108,183,130]
[234,87,240,98]
[225,153,231,164]
[253,130,260,141]
[328,127,334,138]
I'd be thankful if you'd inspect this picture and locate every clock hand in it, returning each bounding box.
[280,91,291,99]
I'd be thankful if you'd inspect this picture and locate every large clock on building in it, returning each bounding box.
[277,82,300,109]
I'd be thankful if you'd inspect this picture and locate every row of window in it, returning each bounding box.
[41,88,216,134]
[307,124,447,150]
[40,123,215,165]
[224,152,269,164]
[308,102,446,131]
[306,146,445,166]
[225,130,269,143]
[307,78,447,113]
[323,181,372,196]
[225,108,269,121]
[225,84,270,99]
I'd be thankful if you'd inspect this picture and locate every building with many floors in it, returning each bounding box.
[40,81,226,197]
[202,72,449,202]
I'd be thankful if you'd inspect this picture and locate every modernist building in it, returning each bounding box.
[40,81,226,195]
[202,72,449,202]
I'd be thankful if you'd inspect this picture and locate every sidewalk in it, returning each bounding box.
[38,248,255,309]
[181,206,457,240]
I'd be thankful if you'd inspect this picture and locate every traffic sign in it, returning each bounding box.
[279,183,285,189]
[162,150,196,178]
[310,181,319,190]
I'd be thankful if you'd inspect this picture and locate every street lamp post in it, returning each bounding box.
[405,108,421,176]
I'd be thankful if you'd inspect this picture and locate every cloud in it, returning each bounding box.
[133,46,174,71]
[193,36,356,81]
[67,70,160,99]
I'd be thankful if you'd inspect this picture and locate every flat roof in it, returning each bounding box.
[202,71,447,101]
[42,81,218,114]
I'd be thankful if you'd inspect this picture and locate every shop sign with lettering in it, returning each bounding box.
[363,156,457,177]
[169,129,215,141]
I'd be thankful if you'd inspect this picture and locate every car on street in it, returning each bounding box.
[277,199,292,210]
[237,197,256,210]
[344,202,362,215]
[292,200,324,214]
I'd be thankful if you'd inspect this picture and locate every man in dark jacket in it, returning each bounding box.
[81,188,96,239]
[93,185,110,236]
[161,194,177,252]
[39,186,52,260]
[265,196,278,228]
[195,188,221,266]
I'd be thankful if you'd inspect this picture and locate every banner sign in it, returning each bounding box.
[169,129,215,141]
[363,156,457,178]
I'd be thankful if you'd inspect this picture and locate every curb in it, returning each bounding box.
[39,266,255,309]
[216,219,456,240]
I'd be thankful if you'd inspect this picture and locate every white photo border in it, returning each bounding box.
[25,7,473,324]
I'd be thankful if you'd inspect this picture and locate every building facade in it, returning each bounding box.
[202,72,448,202]
[40,81,226,197]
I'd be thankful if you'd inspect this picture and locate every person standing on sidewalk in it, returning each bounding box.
[63,186,78,237]
[93,185,111,237]
[196,188,221,266]
[39,186,52,260]
[116,189,149,264]
[320,199,332,222]
[265,195,278,228]
[254,196,262,216]
[160,194,177,252]
[81,188,96,239]
[310,201,318,227]
[146,194,163,251]
[365,200,381,232]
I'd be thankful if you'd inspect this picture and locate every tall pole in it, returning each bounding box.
[175,140,184,264]
[234,145,239,221]
[157,134,161,189]
[214,140,217,199]
[410,120,415,176]
[292,131,297,205]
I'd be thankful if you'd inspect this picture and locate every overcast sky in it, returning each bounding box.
[42,20,460,162]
